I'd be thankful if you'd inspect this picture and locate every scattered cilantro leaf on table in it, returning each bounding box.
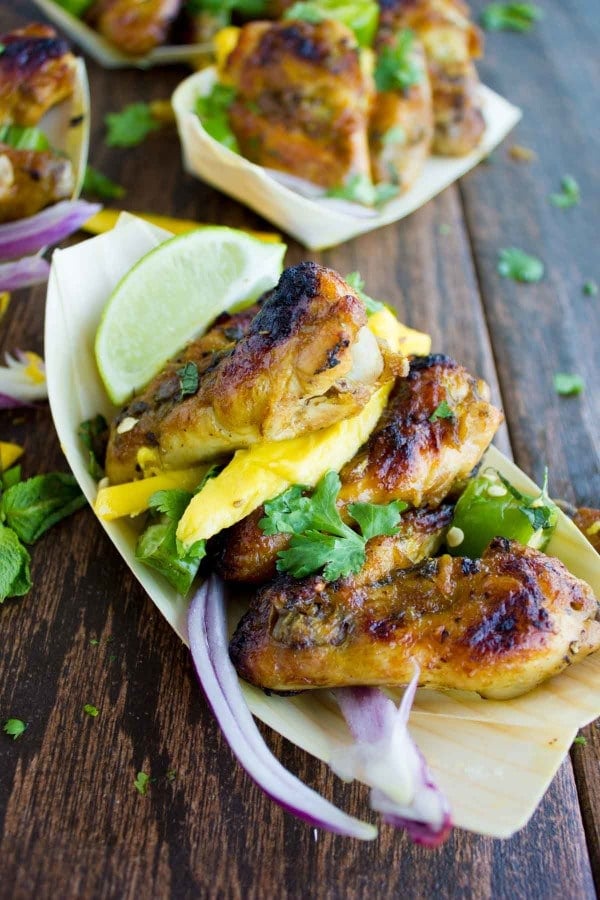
[480,3,542,32]
[3,718,27,740]
[134,771,150,796]
[583,280,598,297]
[573,735,587,747]
[549,175,580,209]
[83,704,99,717]
[497,248,544,283]
[260,471,407,582]
[105,103,162,148]
[553,373,585,396]
[83,166,126,201]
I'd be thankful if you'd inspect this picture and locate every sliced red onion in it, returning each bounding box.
[188,576,377,840]
[332,674,452,847]
[0,255,51,291]
[0,200,101,262]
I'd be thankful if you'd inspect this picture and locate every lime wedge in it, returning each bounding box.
[95,226,286,404]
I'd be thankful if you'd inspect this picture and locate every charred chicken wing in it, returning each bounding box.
[106,262,405,484]
[230,537,600,698]
[215,354,502,583]
[0,24,76,126]
[222,20,373,189]
[377,0,485,155]
[0,144,73,223]
[87,0,182,56]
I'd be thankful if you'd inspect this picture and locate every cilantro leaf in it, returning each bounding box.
[105,103,161,148]
[550,175,580,209]
[1,473,86,544]
[497,247,544,283]
[573,735,587,747]
[327,174,398,207]
[262,471,408,582]
[0,524,31,602]
[78,414,108,480]
[195,85,239,152]
[52,0,95,16]
[480,3,542,32]
[345,271,384,315]
[496,469,558,535]
[148,488,194,521]
[83,704,99,717]
[82,165,126,201]
[0,124,50,152]
[176,362,200,400]
[429,401,455,422]
[134,771,150,795]
[583,280,598,297]
[375,29,422,92]
[347,499,406,541]
[553,372,585,396]
[3,718,27,740]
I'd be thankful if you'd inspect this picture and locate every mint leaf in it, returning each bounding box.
[429,401,455,422]
[0,524,31,602]
[480,3,542,32]
[1,465,21,491]
[553,372,585,396]
[78,414,108,479]
[498,247,544,283]
[3,718,27,740]
[2,473,85,544]
[550,175,580,209]
[83,165,125,201]
[348,499,407,542]
[105,103,161,148]
[375,29,422,92]
[195,85,239,152]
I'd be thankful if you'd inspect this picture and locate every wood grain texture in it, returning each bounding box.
[0,2,598,898]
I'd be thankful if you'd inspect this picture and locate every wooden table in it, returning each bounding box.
[1,2,599,897]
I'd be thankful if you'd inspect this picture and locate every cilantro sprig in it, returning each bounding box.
[553,372,585,396]
[497,247,544,283]
[3,718,27,740]
[375,29,422,93]
[480,3,543,32]
[105,103,162,148]
[259,471,407,582]
[549,175,580,209]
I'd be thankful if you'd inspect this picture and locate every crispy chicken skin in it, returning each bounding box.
[0,144,74,223]
[0,24,76,127]
[213,501,453,584]
[106,263,404,484]
[369,34,433,190]
[572,508,600,554]
[230,538,600,698]
[377,0,485,155]
[223,20,373,189]
[87,0,182,56]
[215,354,501,582]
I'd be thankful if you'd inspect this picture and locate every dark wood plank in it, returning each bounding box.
[461,1,600,889]
[0,1,597,898]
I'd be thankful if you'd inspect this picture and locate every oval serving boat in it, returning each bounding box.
[31,0,211,69]
[45,214,600,839]
[171,67,522,250]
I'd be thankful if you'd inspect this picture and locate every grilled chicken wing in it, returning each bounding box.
[222,20,373,189]
[230,537,600,698]
[214,501,453,584]
[377,1,485,155]
[214,353,502,582]
[0,144,73,224]
[0,24,76,126]
[369,33,433,190]
[87,0,182,56]
[106,262,405,484]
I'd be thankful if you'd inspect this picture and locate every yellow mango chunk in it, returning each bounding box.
[0,441,23,470]
[176,382,395,547]
[83,209,280,244]
[368,308,431,357]
[214,26,240,74]
[95,466,208,520]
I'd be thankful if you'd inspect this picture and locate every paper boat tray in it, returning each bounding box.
[31,0,211,69]
[172,68,522,250]
[45,216,600,839]
[40,56,90,202]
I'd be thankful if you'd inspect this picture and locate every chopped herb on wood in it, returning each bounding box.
[498,248,544,283]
